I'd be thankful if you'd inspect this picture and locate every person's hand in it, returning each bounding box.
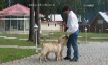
[62,22,68,32]
[64,33,69,43]
[65,27,68,31]
[65,32,69,37]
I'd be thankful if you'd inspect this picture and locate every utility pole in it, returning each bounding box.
[35,0,40,44]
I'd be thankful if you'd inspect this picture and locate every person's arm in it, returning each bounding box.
[63,22,68,32]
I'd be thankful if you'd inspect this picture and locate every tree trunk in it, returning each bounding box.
[28,0,35,42]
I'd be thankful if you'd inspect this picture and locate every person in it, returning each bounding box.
[62,6,79,62]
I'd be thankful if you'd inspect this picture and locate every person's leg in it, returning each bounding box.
[64,33,74,60]
[70,30,79,61]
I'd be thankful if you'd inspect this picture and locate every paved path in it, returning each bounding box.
[0,42,108,65]
[0,45,36,49]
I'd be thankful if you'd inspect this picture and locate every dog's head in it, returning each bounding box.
[58,35,68,44]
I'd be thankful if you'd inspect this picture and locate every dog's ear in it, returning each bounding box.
[58,38,61,43]
[62,35,68,39]
[58,36,63,43]
[65,35,69,39]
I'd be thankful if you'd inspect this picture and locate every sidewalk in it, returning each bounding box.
[0,45,35,49]
[0,42,108,65]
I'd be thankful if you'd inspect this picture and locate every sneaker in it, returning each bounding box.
[64,57,71,60]
[70,58,78,62]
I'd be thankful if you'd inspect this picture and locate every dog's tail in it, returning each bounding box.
[40,37,46,46]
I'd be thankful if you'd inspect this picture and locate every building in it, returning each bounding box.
[0,4,64,34]
[0,4,30,34]
[41,14,63,32]
[90,12,108,33]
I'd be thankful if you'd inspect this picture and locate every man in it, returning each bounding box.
[62,6,79,62]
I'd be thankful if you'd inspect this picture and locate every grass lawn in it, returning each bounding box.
[0,48,36,63]
[78,32,108,42]
[0,33,35,46]
[41,32,108,42]
[0,34,28,39]
[0,32,108,45]
[0,38,35,46]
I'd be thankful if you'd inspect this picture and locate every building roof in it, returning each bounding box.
[99,12,108,23]
[48,14,63,21]
[0,3,30,16]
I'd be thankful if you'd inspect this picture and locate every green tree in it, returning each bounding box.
[40,0,83,15]
[0,0,5,10]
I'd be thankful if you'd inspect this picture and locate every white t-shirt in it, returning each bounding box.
[67,11,79,33]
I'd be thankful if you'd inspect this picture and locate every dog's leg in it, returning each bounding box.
[56,52,60,61]
[55,52,58,61]
[46,52,49,60]
[39,57,41,62]
[58,52,61,61]
[44,57,47,62]
[39,53,43,62]
[44,53,48,62]
[39,50,48,62]
[60,50,63,60]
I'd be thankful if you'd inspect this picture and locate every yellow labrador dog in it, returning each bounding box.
[39,35,68,62]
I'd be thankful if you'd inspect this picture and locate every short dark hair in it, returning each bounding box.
[62,6,71,12]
